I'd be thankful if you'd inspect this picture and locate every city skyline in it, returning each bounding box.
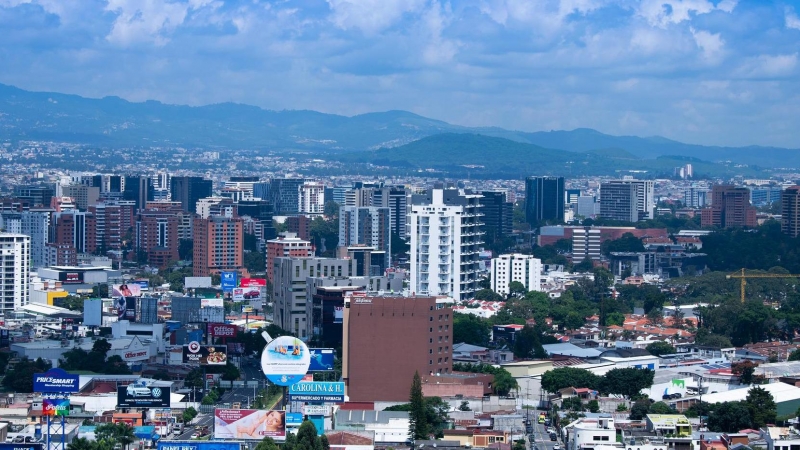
[0,1,799,148]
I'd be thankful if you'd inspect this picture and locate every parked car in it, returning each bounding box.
[670,393,682,399]
[554,445,561,450]
[550,433,558,441]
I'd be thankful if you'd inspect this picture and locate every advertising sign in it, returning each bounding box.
[0,445,44,450]
[220,272,237,292]
[200,298,224,308]
[333,306,343,324]
[122,349,150,362]
[208,323,238,338]
[112,284,142,297]
[308,348,335,372]
[184,276,213,288]
[114,296,137,322]
[302,405,330,416]
[260,335,311,386]
[214,409,286,440]
[133,280,150,290]
[183,342,228,365]
[117,385,170,408]
[158,444,241,450]
[287,382,345,403]
[83,299,102,327]
[43,398,70,416]
[232,287,261,301]
[64,272,81,284]
[284,412,303,434]
[240,278,267,287]
[33,368,80,393]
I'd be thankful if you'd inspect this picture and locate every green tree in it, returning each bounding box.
[66,437,97,450]
[409,371,429,440]
[182,406,198,423]
[573,258,594,272]
[473,289,504,302]
[95,422,135,448]
[649,402,677,414]
[508,281,527,298]
[600,368,654,400]
[732,360,759,385]
[254,437,280,450]
[646,341,676,356]
[1,357,50,392]
[707,401,752,432]
[491,368,519,396]
[459,400,471,411]
[601,233,645,255]
[789,349,800,361]
[296,420,323,450]
[245,250,267,273]
[561,396,585,411]
[541,367,600,393]
[605,312,625,327]
[453,313,491,347]
[513,326,548,359]
[745,386,777,429]
[629,399,651,420]
[587,399,600,413]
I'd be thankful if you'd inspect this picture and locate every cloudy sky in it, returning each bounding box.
[1,0,799,147]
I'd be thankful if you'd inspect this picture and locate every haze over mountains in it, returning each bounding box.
[1,83,798,172]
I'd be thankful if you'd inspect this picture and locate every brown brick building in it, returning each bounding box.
[343,295,453,402]
[266,232,313,283]
[135,207,181,268]
[87,202,135,253]
[700,185,757,228]
[193,216,245,277]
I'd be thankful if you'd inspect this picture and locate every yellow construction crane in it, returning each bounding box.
[726,268,800,303]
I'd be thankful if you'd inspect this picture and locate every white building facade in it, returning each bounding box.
[409,188,483,301]
[491,254,542,295]
[0,233,31,313]
[299,182,325,215]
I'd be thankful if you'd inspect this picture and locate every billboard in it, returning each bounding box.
[334,306,343,324]
[114,296,137,322]
[214,409,285,440]
[302,404,331,416]
[221,271,237,292]
[83,299,102,327]
[132,280,150,290]
[240,278,266,287]
[287,382,345,403]
[43,398,70,416]
[112,284,142,297]
[0,445,44,450]
[201,298,224,308]
[33,368,80,393]
[232,287,261,301]
[158,443,241,450]
[183,342,228,365]
[284,412,303,434]
[64,272,81,284]
[308,348,335,372]
[260,336,311,386]
[122,348,150,362]
[117,385,170,408]
[208,323,238,338]
[185,276,212,288]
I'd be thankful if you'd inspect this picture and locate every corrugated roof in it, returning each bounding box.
[334,410,409,424]
[543,343,603,358]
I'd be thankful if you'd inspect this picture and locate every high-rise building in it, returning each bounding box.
[338,206,391,268]
[236,200,276,241]
[298,182,325,215]
[136,208,181,268]
[600,178,655,222]
[51,211,91,254]
[572,227,602,262]
[87,202,135,253]
[273,256,356,337]
[123,176,154,212]
[266,232,314,284]
[62,185,100,211]
[342,295,453,402]
[285,215,311,241]
[0,210,50,269]
[270,178,307,214]
[684,186,709,209]
[565,189,581,204]
[782,186,800,238]
[45,243,77,266]
[491,254,543,295]
[409,188,483,301]
[170,176,213,214]
[576,196,598,218]
[525,177,565,226]
[193,216,244,277]
[0,233,30,313]
[701,185,757,228]
[480,191,513,239]
[14,185,55,208]
[749,185,784,206]
[196,197,235,219]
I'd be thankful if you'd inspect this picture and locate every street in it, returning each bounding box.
[526,412,561,450]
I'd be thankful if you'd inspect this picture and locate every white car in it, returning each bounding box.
[553,445,561,450]
[191,433,199,439]
[126,385,152,397]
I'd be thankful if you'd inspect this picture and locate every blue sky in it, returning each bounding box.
[1,0,799,147]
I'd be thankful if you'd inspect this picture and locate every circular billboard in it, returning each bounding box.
[260,336,311,386]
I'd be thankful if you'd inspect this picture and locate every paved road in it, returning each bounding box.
[527,413,561,450]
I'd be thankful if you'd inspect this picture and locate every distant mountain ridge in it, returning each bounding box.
[0,82,798,168]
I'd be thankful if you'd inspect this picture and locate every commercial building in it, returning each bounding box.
[0,210,51,269]
[273,256,356,338]
[135,208,180,269]
[576,196,599,218]
[196,196,235,219]
[701,185,757,228]
[572,227,602,262]
[409,187,483,301]
[87,202,135,253]
[342,295,454,402]
[299,181,325,215]
[170,176,213,214]
[600,178,655,222]
[491,254,542,295]
[285,215,311,240]
[480,191,513,239]
[266,232,314,284]
[749,185,784,206]
[270,177,308,214]
[684,186,709,209]
[123,176,154,212]
[14,185,55,208]
[192,216,244,277]
[338,206,391,268]
[51,210,91,254]
[0,233,30,313]
[62,185,100,211]
[525,176,564,225]
[782,186,800,237]
[236,199,276,241]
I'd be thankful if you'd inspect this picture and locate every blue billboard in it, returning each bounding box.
[157,444,241,450]
[288,382,345,403]
[0,444,44,450]
[33,368,80,393]
[308,348,334,372]
[220,272,237,292]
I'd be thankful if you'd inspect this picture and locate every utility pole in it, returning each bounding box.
[698,377,704,431]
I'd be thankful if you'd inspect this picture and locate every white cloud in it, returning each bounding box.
[690,27,724,61]
[786,6,800,30]
[637,0,734,27]
[104,0,218,46]
[736,53,798,78]
[325,0,427,34]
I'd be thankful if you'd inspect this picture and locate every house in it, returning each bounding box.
[443,430,510,448]
[763,427,800,450]
[645,414,692,437]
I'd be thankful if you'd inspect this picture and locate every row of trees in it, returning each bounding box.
[403,371,451,440]
[541,367,655,400]
[685,387,777,431]
[67,423,136,450]
[451,363,519,396]
[60,339,131,375]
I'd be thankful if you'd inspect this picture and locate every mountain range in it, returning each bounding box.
[1,83,798,172]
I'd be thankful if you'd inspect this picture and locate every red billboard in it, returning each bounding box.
[208,323,238,338]
[240,278,267,287]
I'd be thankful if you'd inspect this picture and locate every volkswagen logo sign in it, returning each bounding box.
[151,388,161,397]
